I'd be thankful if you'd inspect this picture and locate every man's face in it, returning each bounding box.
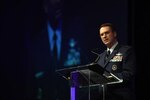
[99,26,116,48]
[44,0,63,20]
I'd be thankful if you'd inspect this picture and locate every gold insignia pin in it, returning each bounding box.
[112,64,117,71]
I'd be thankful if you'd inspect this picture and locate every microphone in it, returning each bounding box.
[91,48,101,62]
[91,48,101,56]
[91,50,100,56]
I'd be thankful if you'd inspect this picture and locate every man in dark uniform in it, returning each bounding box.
[32,0,70,100]
[97,23,136,100]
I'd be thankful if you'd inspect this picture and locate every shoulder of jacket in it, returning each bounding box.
[119,45,133,52]
[120,44,132,49]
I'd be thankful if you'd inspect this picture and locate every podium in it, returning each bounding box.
[55,62,123,100]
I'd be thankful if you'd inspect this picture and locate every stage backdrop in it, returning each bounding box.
[1,0,129,100]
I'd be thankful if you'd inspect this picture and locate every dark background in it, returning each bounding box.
[1,0,149,100]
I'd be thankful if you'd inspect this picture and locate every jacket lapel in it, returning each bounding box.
[104,44,121,67]
[104,50,117,66]
[97,51,106,67]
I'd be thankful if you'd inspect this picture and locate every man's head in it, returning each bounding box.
[99,23,117,48]
[43,0,64,20]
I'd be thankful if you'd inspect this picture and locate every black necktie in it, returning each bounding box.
[105,50,110,63]
[107,50,110,57]
[106,50,110,58]
[53,32,58,63]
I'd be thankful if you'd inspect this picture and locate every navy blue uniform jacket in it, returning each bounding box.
[97,44,136,100]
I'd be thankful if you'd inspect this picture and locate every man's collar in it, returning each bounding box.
[107,41,118,54]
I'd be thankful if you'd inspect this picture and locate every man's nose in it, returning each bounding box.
[103,34,107,38]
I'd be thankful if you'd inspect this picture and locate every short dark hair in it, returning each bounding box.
[100,23,116,32]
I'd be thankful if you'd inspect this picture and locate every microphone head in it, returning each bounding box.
[91,48,101,56]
